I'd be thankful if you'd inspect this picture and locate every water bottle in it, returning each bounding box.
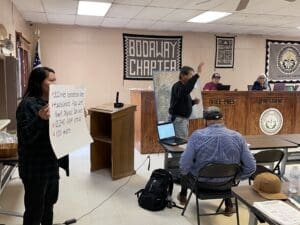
[289,166,299,194]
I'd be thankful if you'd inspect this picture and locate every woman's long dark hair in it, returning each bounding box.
[23,67,55,99]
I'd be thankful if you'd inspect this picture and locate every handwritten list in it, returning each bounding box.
[49,85,92,158]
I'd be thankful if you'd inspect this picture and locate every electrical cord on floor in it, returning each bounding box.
[53,155,151,225]
[3,156,151,225]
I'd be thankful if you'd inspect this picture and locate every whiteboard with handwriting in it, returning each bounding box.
[49,85,93,158]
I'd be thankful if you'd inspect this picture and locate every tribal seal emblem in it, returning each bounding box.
[277,46,300,74]
[259,108,283,135]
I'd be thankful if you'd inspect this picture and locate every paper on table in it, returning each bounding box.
[49,85,93,158]
[253,200,300,225]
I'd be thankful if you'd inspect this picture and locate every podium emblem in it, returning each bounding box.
[259,108,283,135]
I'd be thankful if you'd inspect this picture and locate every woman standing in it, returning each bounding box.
[16,67,59,225]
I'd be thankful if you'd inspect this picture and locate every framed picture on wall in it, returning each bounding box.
[215,36,235,68]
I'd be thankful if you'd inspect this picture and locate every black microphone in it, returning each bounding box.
[116,91,119,103]
[114,91,124,108]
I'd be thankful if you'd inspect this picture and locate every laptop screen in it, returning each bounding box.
[157,123,175,139]
[217,84,230,90]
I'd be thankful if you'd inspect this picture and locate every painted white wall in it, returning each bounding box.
[0,0,32,56]
[37,24,300,108]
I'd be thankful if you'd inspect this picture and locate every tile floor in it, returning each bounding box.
[0,146,298,225]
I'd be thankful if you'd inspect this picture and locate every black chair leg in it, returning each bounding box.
[181,190,193,216]
[235,198,240,225]
[216,199,224,213]
[196,196,200,225]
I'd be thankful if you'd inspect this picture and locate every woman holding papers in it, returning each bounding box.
[16,67,59,225]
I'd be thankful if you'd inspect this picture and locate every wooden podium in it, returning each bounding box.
[130,89,203,154]
[89,104,136,180]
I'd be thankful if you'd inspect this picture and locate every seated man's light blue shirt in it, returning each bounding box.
[180,124,256,180]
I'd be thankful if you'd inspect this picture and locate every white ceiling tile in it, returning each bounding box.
[11,0,300,35]
[75,15,104,26]
[42,0,78,14]
[106,4,144,18]
[13,0,44,12]
[149,0,188,8]
[135,6,174,20]
[22,11,48,23]
[181,0,227,10]
[101,17,130,27]
[150,21,182,31]
[113,0,152,6]
[236,0,292,14]
[162,9,203,22]
[79,0,113,2]
[125,19,156,29]
[47,13,75,25]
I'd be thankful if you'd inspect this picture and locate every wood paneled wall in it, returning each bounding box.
[131,90,300,154]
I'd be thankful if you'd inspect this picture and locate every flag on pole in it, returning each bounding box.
[33,39,42,69]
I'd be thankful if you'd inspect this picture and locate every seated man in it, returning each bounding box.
[203,73,222,91]
[178,106,256,215]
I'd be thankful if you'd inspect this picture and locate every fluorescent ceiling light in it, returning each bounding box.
[297,26,300,29]
[77,1,111,16]
[188,11,232,23]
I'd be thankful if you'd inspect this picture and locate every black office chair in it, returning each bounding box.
[248,149,284,185]
[181,163,241,225]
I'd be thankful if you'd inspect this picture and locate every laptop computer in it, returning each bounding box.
[217,84,231,91]
[157,122,187,146]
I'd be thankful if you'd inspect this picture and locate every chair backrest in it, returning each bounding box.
[198,163,240,179]
[254,149,284,164]
[273,83,285,91]
[196,163,241,190]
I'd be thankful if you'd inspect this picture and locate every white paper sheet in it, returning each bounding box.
[49,85,93,158]
[253,200,300,225]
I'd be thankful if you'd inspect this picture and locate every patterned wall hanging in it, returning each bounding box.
[123,33,182,80]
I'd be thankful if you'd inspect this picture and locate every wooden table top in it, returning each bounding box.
[244,135,298,150]
[277,134,300,145]
[232,185,299,225]
[0,156,18,163]
[160,143,186,153]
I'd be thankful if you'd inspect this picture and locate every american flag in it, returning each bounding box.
[33,40,42,69]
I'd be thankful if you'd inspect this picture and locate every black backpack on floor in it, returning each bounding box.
[135,169,174,211]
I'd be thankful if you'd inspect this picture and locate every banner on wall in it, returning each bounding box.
[49,85,93,158]
[123,33,182,80]
[266,39,300,82]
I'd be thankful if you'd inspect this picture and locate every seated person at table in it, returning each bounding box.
[177,106,256,215]
[252,74,270,91]
[203,73,222,91]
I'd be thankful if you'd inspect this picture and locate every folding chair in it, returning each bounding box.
[248,149,284,185]
[181,163,241,225]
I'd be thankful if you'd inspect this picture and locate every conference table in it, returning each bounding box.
[161,135,299,181]
[244,135,299,178]
[232,184,299,225]
[0,156,22,217]
[0,120,22,217]
[277,134,300,163]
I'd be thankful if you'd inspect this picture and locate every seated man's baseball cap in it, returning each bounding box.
[252,172,288,200]
[203,106,223,120]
